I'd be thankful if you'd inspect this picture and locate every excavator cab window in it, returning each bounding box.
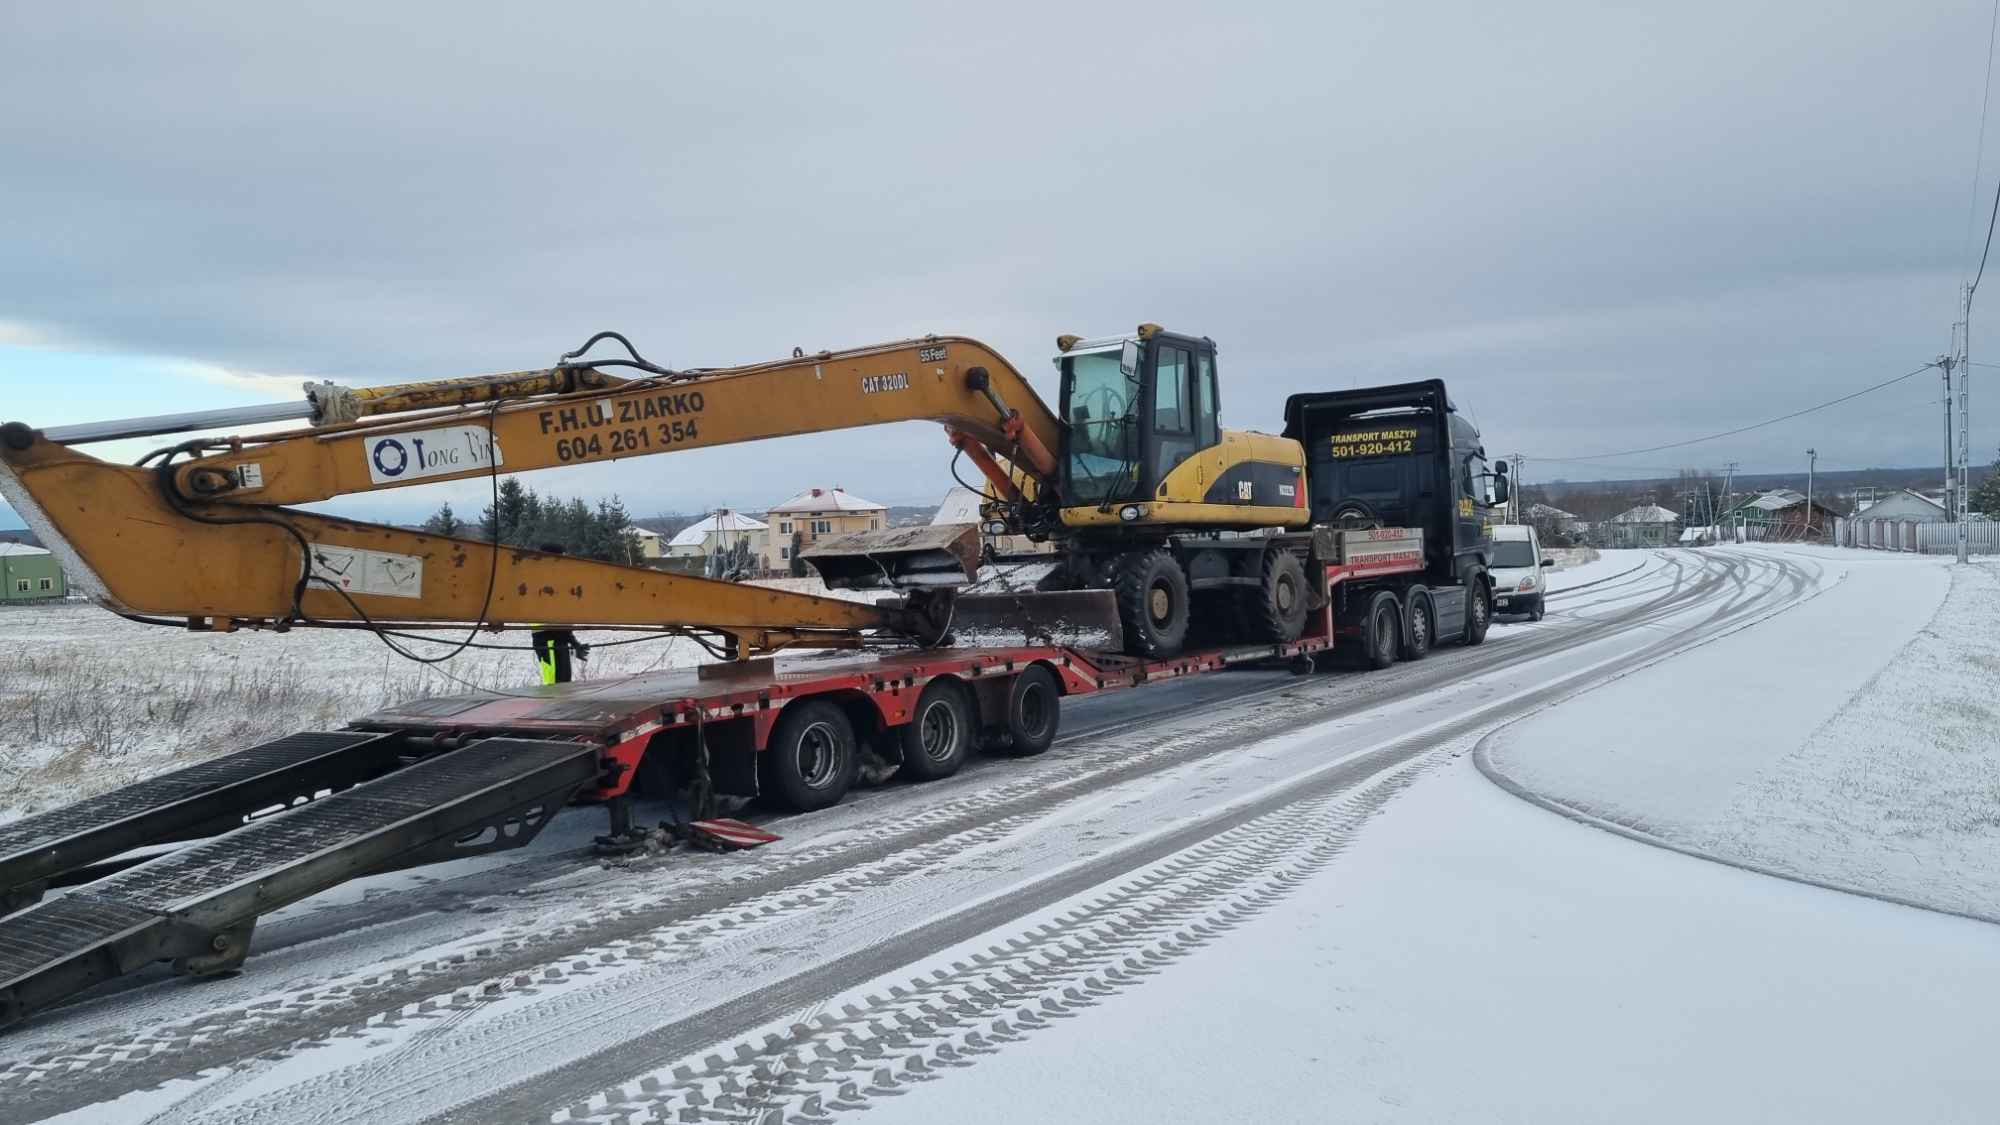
[1060,348,1141,503]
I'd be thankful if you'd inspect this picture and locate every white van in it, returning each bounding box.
[1489,523,1554,621]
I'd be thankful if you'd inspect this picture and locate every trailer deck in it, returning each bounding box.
[0,553,1449,1030]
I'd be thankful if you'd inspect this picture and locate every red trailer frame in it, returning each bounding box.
[351,553,1428,808]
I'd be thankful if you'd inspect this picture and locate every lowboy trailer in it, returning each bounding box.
[0,534,1465,1029]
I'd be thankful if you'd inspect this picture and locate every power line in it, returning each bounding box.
[1530,363,1935,462]
[1973,0,2000,302]
[1965,0,2000,277]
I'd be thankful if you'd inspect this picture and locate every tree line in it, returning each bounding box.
[421,478,645,563]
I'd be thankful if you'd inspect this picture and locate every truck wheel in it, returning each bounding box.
[761,699,858,811]
[1243,549,1309,643]
[1528,595,1546,623]
[1113,548,1189,657]
[1464,570,1493,646]
[1403,586,1433,660]
[1359,590,1401,670]
[989,664,1061,756]
[898,678,974,781]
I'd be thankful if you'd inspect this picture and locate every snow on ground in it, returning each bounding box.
[0,576,902,822]
[1485,547,2000,917]
[861,751,2000,1125]
[1696,556,2000,916]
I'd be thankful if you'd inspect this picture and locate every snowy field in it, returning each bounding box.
[1487,547,2000,919]
[0,577,882,823]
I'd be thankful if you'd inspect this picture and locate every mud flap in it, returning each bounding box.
[675,818,782,852]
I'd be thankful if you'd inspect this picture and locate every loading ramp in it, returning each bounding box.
[0,737,599,1029]
[0,731,410,914]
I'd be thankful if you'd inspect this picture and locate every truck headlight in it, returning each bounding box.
[1517,576,1537,591]
[1119,505,1143,522]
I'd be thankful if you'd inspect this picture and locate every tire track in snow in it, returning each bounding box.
[0,550,1757,1121]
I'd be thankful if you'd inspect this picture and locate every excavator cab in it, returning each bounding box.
[1053,326,1307,533]
[1055,327,1217,510]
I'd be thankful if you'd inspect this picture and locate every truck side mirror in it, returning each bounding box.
[1491,475,1510,504]
[1119,339,1140,379]
[1541,557,1556,569]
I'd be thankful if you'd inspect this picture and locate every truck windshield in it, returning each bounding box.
[1491,540,1537,568]
[1063,351,1139,502]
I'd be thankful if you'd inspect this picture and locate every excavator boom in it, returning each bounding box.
[157,335,1059,508]
[0,334,1066,652]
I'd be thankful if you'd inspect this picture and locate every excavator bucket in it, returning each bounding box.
[805,524,984,590]
[939,588,1124,650]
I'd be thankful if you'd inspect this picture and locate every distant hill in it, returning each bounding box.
[0,529,42,548]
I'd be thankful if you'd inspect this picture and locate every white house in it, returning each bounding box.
[666,509,769,562]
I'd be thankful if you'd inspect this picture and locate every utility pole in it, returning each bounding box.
[1959,285,1973,563]
[1718,461,1738,543]
[1940,353,1957,521]
[1805,448,1817,541]
[1948,284,1975,561]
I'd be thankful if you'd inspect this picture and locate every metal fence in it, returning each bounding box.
[1834,516,2000,554]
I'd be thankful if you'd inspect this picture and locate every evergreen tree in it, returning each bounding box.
[480,478,530,543]
[788,530,807,577]
[422,501,463,537]
[1971,448,2000,517]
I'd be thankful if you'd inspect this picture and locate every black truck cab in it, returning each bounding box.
[1280,379,1506,584]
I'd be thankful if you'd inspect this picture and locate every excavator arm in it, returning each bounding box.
[0,334,1067,654]
[160,335,1059,508]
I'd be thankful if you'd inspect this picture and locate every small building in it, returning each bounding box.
[628,526,665,561]
[1525,502,1579,532]
[765,488,888,564]
[1846,489,1950,550]
[1728,488,1842,543]
[665,509,770,561]
[0,543,66,601]
[931,487,1051,558]
[1604,504,1680,548]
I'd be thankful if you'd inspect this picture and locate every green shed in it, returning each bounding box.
[0,543,66,601]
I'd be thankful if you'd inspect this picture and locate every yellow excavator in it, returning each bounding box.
[0,326,1315,658]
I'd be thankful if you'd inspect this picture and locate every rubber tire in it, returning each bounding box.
[761,699,859,812]
[898,679,974,781]
[990,664,1061,756]
[1403,586,1433,660]
[1528,595,1545,623]
[1242,549,1310,643]
[1359,590,1401,670]
[1463,570,1493,646]
[1113,548,1189,658]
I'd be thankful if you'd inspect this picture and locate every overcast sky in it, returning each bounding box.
[3,1,1995,526]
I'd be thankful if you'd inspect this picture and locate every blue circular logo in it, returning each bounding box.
[372,438,408,477]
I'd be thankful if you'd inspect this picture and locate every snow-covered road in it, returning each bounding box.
[8,547,1987,1125]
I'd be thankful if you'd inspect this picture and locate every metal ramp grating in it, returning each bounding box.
[89,739,590,913]
[0,731,381,857]
[0,896,156,987]
[0,737,599,1027]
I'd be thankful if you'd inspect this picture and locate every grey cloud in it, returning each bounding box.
[2,0,1993,515]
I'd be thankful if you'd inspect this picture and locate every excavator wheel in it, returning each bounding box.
[1241,548,1309,643]
[1112,548,1189,658]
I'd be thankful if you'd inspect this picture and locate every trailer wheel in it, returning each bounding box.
[1359,590,1401,670]
[761,699,858,811]
[898,679,974,781]
[1403,586,1433,660]
[1242,549,1309,643]
[1464,569,1493,646]
[1112,548,1189,657]
[989,664,1061,756]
